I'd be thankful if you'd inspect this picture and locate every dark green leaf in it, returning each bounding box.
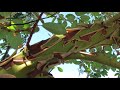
[111,67,116,72]
[101,70,108,76]
[80,15,90,23]
[94,73,101,77]
[57,18,62,24]
[66,14,75,22]
[115,73,119,76]
[35,27,39,32]
[71,20,78,28]
[73,61,80,64]
[42,23,66,34]
[57,67,63,72]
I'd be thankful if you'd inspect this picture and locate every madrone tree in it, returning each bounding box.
[0,12,120,78]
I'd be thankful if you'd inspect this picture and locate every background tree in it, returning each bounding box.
[0,12,120,78]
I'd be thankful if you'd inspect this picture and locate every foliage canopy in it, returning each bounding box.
[0,12,120,78]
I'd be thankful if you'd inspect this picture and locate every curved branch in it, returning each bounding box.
[64,52,120,69]
[1,12,120,78]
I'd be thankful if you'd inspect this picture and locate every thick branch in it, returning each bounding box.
[1,12,120,78]
[65,52,120,69]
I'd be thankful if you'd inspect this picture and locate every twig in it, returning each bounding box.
[26,12,44,47]
[7,12,58,26]
[11,20,37,25]
[1,45,11,61]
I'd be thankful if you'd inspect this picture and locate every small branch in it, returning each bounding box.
[26,12,44,47]
[7,12,58,26]
[1,45,11,61]
[11,20,37,26]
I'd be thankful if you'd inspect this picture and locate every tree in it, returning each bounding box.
[0,12,120,78]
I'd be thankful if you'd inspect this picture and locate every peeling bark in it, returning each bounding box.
[1,13,120,78]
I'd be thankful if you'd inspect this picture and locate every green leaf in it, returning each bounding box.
[7,21,17,31]
[111,67,116,72]
[73,60,80,64]
[66,14,75,22]
[94,73,101,77]
[96,46,102,52]
[80,15,90,23]
[63,21,67,27]
[6,32,23,49]
[7,25,16,31]
[101,70,108,76]
[0,29,6,39]
[0,12,12,18]
[106,52,113,57]
[57,67,63,72]
[75,12,86,16]
[85,68,91,73]
[42,23,66,34]
[92,62,102,68]
[13,19,24,30]
[59,14,65,20]
[44,12,58,17]
[57,18,62,24]
[71,20,78,28]
[0,29,23,49]
[35,27,39,32]
[104,46,112,52]
[23,24,30,29]
[91,12,100,17]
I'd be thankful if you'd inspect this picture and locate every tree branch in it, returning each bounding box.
[64,52,120,69]
[1,12,120,78]
[11,20,37,25]
[26,12,44,47]
[7,12,58,26]
[1,45,10,61]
